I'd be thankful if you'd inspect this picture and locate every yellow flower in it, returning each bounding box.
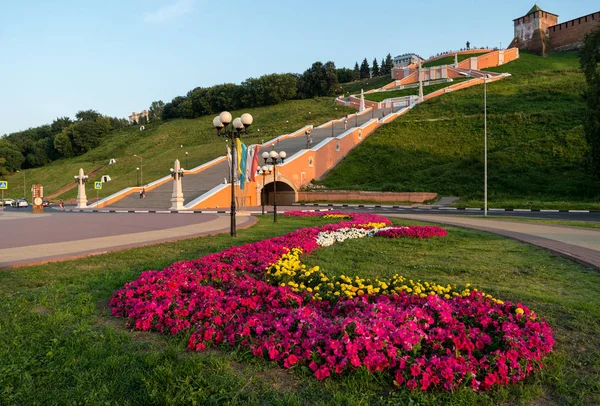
[515,308,524,315]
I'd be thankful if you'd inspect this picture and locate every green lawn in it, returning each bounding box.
[364,78,469,102]
[0,215,598,404]
[472,216,600,229]
[422,52,489,68]
[2,99,354,201]
[340,76,392,95]
[317,52,600,209]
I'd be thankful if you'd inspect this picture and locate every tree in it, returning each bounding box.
[372,58,380,77]
[385,53,394,75]
[360,58,370,79]
[71,120,110,153]
[580,24,600,177]
[324,61,341,95]
[0,140,25,172]
[53,128,75,157]
[149,101,165,121]
[75,109,101,122]
[336,68,354,84]
[50,117,73,135]
[353,62,360,81]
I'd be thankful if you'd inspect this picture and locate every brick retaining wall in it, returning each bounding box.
[297,190,437,203]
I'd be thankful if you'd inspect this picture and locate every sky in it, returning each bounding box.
[0,0,597,135]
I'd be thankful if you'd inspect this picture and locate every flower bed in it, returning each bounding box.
[111,211,554,392]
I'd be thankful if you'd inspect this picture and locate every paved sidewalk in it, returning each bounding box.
[0,213,256,268]
[387,214,600,269]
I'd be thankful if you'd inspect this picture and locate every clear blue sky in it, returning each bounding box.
[0,0,597,135]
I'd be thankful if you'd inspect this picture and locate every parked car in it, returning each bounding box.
[1,198,14,207]
[42,200,50,207]
[12,199,28,208]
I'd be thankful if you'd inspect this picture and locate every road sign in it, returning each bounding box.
[0,181,7,190]
[94,182,102,190]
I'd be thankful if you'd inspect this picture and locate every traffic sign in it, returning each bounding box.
[94,182,102,190]
[0,181,7,190]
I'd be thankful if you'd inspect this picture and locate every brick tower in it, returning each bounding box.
[509,4,558,55]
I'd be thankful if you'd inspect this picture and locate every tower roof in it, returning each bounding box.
[513,4,558,21]
[527,4,542,15]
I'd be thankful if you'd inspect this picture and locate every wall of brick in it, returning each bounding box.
[297,190,437,204]
[548,12,600,50]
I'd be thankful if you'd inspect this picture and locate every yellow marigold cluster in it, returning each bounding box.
[323,214,352,219]
[265,248,504,304]
[357,222,388,229]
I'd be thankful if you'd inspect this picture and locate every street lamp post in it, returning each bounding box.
[262,149,286,223]
[259,165,272,215]
[134,155,143,187]
[459,71,491,216]
[136,167,140,186]
[185,151,189,169]
[213,111,253,237]
[17,170,26,200]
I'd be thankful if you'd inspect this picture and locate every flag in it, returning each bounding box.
[250,145,260,182]
[236,138,243,175]
[245,145,254,182]
[239,142,248,190]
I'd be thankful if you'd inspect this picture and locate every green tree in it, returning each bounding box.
[71,120,110,153]
[385,53,394,75]
[580,23,600,177]
[372,58,380,76]
[50,117,73,135]
[75,109,101,122]
[336,68,354,84]
[353,62,360,81]
[0,140,25,172]
[53,128,75,157]
[149,101,165,121]
[360,58,370,79]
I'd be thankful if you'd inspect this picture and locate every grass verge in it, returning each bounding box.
[0,215,599,404]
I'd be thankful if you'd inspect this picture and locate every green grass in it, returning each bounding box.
[317,52,600,209]
[0,215,599,404]
[422,52,489,68]
[340,76,392,95]
[364,78,469,102]
[2,99,354,201]
[471,216,600,229]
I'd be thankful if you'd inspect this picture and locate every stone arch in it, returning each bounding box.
[261,177,298,206]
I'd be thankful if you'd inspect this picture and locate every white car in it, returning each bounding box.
[12,199,28,208]
[1,199,14,207]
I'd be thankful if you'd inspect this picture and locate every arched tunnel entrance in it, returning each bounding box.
[261,181,297,206]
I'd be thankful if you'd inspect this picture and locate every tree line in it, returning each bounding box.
[0,110,129,174]
[161,54,395,120]
[0,53,395,174]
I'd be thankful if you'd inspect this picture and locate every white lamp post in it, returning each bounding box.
[459,71,492,216]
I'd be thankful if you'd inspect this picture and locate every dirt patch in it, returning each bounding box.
[230,360,301,392]
[32,306,52,314]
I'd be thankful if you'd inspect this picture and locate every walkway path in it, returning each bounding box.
[387,213,600,269]
[0,211,256,268]
[107,107,394,210]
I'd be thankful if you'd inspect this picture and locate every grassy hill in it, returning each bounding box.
[3,99,353,201]
[341,75,392,95]
[364,78,469,102]
[316,52,600,209]
[422,52,489,68]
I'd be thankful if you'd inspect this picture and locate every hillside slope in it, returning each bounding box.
[317,52,600,209]
[3,99,352,201]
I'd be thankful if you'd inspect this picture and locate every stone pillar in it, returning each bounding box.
[359,89,366,112]
[418,60,424,103]
[75,168,88,209]
[454,52,458,67]
[170,159,185,210]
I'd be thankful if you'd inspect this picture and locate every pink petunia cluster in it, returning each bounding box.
[110,212,554,392]
[375,226,448,239]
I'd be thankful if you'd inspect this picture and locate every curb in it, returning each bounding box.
[54,208,332,215]
[293,203,599,214]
